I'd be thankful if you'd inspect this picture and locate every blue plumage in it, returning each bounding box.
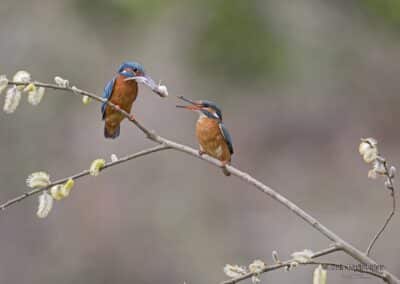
[101,61,162,139]
[176,96,234,176]
[118,61,145,77]
[219,122,234,154]
[101,76,116,120]
[201,100,223,120]
[102,61,145,120]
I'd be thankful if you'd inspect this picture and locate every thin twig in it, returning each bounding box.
[0,145,170,211]
[220,246,339,284]
[221,245,384,284]
[307,261,385,280]
[366,161,396,256]
[4,81,400,283]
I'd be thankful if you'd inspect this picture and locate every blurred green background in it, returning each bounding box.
[1,1,400,283]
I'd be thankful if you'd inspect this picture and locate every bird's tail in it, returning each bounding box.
[104,123,120,139]
[222,166,231,176]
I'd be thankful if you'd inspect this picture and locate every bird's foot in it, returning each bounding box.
[220,160,231,176]
[198,149,206,156]
[113,104,121,111]
[220,160,229,168]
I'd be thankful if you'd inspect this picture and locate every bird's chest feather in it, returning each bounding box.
[196,118,228,159]
[110,77,138,112]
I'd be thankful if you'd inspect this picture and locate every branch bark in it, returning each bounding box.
[0,144,170,211]
[2,80,399,283]
[221,246,386,284]
[366,160,396,256]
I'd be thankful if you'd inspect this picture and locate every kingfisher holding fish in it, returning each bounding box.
[102,61,167,139]
[177,96,234,176]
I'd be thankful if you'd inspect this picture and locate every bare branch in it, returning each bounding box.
[4,81,400,283]
[307,261,385,281]
[221,246,385,284]
[366,160,396,256]
[0,145,170,211]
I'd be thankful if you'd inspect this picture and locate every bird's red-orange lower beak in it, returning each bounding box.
[176,105,201,111]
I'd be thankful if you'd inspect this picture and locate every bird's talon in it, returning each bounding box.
[198,150,205,156]
[220,161,228,168]
[114,104,121,110]
[129,114,136,121]
[220,161,231,176]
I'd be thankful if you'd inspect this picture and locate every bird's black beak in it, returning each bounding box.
[177,96,199,105]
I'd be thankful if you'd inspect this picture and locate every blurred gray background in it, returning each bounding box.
[1,0,400,283]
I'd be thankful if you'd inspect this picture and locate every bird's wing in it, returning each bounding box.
[101,76,116,120]
[219,122,234,155]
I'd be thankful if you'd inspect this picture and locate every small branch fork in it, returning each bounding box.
[1,81,399,283]
[366,159,396,256]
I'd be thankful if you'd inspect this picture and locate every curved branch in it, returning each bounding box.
[366,191,395,256]
[366,161,396,256]
[222,246,386,284]
[221,246,342,284]
[4,81,400,283]
[307,261,386,281]
[0,145,170,211]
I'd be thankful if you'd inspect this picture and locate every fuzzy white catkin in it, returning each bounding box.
[223,264,247,278]
[359,138,378,164]
[13,70,31,83]
[291,249,313,263]
[23,83,36,93]
[363,149,378,164]
[54,76,69,88]
[89,159,106,176]
[37,191,53,218]
[249,260,265,274]
[313,265,327,284]
[50,185,64,200]
[3,86,21,113]
[28,87,45,106]
[26,172,51,188]
[50,179,74,200]
[110,154,118,162]
[82,95,91,105]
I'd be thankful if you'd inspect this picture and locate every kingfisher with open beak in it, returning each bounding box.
[177,96,234,176]
[102,61,166,139]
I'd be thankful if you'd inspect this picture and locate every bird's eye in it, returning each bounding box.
[133,68,138,73]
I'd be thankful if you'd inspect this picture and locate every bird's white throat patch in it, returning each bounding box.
[198,110,207,118]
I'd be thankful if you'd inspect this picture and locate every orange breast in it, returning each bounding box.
[105,76,138,126]
[196,118,231,162]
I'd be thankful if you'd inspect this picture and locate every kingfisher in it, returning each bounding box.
[177,96,234,176]
[102,61,165,139]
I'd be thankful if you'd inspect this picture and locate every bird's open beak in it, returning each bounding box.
[176,96,202,110]
[177,96,199,105]
[176,105,201,111]
[124,75,168,98]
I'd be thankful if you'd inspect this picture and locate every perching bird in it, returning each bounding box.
[102,61,165,139]
[177,96,234,176]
